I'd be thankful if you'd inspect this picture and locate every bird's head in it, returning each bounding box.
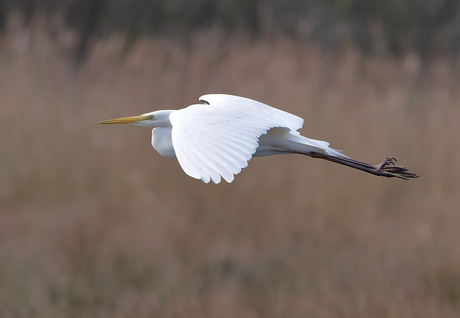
[98,110,174,127]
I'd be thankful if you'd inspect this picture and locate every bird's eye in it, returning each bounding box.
[145,115,155,120]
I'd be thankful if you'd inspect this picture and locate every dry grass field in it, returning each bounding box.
[1,20,459,317]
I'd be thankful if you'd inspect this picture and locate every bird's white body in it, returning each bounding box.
[100,94,418,183]
[148,94,345,183]
[152,125,342,160]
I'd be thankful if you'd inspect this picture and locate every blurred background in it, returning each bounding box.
[1,0,459,317]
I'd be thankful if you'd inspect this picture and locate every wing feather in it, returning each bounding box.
[170,94,303,183]
[175,136,209,181]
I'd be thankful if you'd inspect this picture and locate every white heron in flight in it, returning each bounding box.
[99,94,418,184]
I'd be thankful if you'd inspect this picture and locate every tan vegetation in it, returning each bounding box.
[1,20,459,317]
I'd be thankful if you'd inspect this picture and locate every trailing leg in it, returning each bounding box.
[309,152,419,180]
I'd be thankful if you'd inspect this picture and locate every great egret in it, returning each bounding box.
[99,94,418,183]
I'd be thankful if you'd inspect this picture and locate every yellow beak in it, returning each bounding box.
[98,115,146,125]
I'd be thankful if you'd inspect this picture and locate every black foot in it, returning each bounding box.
[375,157,419,180]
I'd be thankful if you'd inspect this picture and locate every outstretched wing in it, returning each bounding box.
[169,94,303,184]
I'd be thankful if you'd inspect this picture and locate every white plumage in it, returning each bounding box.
[99,94,418,183]
[170,94,340,183]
